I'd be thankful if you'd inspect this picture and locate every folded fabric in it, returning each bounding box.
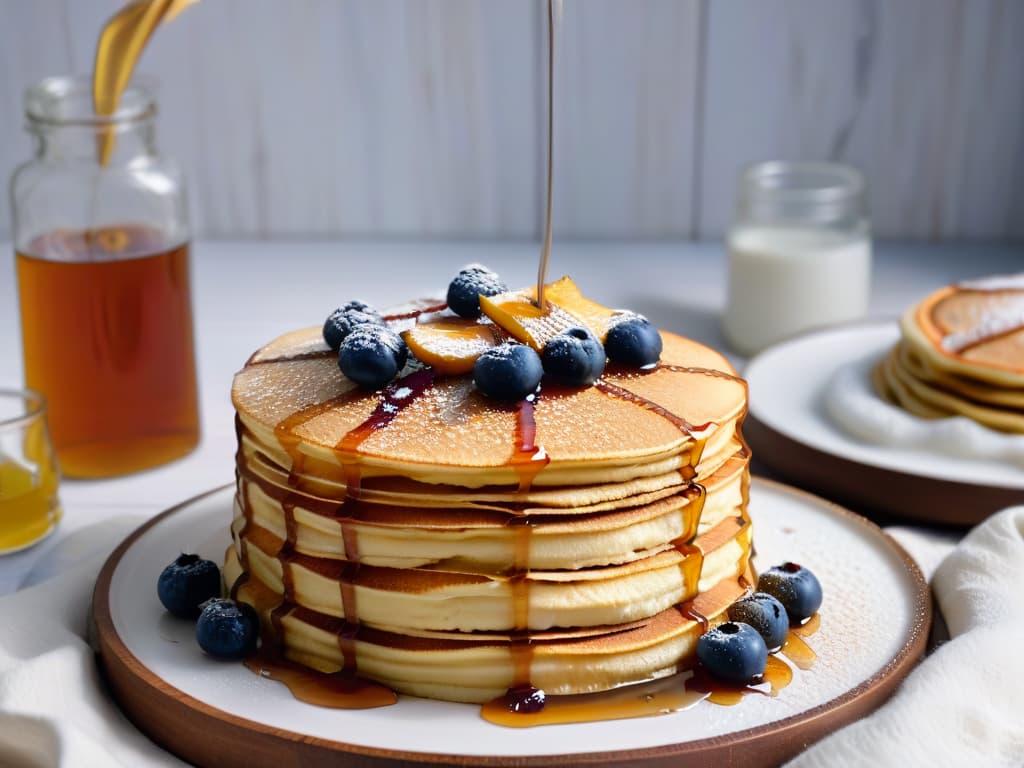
[0,517,188,768]
[787,506,1024,767]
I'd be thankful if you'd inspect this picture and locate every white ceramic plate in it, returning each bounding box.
[95,480,928,766]
[745,321,1024,489]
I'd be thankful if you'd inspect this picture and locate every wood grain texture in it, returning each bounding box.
[698,0,1024,240]
[1,0,538,239]
[551,0,701,237]
[0,0,1021,240]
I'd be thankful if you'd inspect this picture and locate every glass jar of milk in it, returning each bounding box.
[722,162,871,356]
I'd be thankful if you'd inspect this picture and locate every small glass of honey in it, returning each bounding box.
[0,389,63,555]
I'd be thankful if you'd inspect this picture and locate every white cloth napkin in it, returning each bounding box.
[0,517,187,768]
[788,506,1024,767]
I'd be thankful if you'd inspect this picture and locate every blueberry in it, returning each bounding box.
[757,562,823,624]
[195,599,260,659]
[696,621,768,686]
[605,314,663,368]
[157,553,221,619]
[473,342,543,401]
[323,300,385,350]
[542,327,606,387]
[447,265,508,319]
[338,325,409,390]
[728,592,790,652]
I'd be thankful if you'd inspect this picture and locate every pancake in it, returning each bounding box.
[900,273,1024,387]
[233,447,748,572]
[878,345,1024,432]
[226,508,749,634]
[895,341,1024,410]
[224,554,751,703]
[877,274,1024,433]
[227,287,754,703]
[233,329,747,490]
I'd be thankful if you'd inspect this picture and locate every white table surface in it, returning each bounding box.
[0,238,1021,589]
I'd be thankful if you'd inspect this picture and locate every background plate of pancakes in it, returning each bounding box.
[93,479,929,768]
[745,309,1024,526]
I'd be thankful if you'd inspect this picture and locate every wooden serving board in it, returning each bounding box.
[93,480,931,767]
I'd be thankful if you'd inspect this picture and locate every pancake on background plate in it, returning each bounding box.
[875,274,1024,434]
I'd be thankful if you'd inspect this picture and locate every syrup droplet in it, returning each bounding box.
[510,395,550,493]
[504,685,546,714]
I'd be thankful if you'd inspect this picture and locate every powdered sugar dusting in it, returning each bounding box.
[958,273,1024,292]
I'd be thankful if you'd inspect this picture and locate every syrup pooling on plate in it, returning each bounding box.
[688,655,794,706]
[481,672,708,727]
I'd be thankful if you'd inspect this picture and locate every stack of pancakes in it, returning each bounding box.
[226,310,753,703]
[875,274,1024,433]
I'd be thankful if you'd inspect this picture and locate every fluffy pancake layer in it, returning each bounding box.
[229,311,752,702]
[224,555,751,703]
[876,274,1024,433]
[230,452,750,632]
[234,329,747,489]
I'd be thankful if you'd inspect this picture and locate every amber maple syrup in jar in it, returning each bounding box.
[10,76,198,478]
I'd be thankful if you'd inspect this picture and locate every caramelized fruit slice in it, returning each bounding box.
[403,319,498,375]
[479,293,576,352]
[533,276,621,342]
[480,276,620,351]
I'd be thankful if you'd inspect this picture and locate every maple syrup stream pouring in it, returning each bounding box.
[93,0,198,165]
[536,0,561,311]
[212,0,822,726]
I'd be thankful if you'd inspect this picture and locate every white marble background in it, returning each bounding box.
[1,0,1022,241]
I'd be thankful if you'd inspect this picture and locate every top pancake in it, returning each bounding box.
[233,325,747,490]
[902,273,1024,387]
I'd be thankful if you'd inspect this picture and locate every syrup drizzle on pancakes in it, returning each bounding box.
[224,299,792,721]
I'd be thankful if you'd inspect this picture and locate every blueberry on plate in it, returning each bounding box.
[323,300,385,350]
[447,265,508,319]
[473,342,543,401]
[757,562,823,624]
[157,553,221,619]
[542,327,606,387]
[605,313,663,368]
[697,621,768,686]
[728,592,790,652]
[338,325,409,390]
[195,599,260,659]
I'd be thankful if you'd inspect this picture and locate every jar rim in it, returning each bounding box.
[0,388,47,431]
[740,161,864,202]
[24,74,157,128]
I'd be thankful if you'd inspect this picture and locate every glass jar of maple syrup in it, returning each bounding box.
[9,75,199,478]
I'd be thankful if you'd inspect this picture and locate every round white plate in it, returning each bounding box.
[744,322,1024,524]
[746,321,1024,488]
[95,480,928,766]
